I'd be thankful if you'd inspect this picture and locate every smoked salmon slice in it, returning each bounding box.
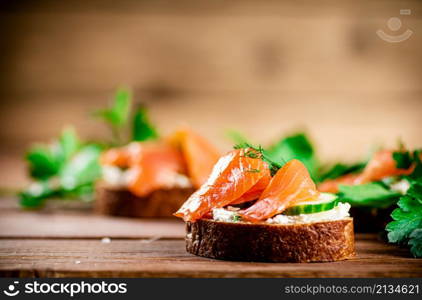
[168,128,220,188]
[100,147,132,168]
[317,150,414,193]
[318,173,360,193]
[128,144,185,197]
[174,148,270,222]
[354,150,413,184]
[230,170,271,205]
[100,128,219,197]
[240,159,319,223]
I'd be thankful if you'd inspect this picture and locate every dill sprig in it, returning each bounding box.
[234,143,284,176]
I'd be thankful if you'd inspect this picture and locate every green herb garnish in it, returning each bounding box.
[266,133,319,180]
[393,151,413,169]
[19,87,159,208]
[233,215,241,222]
[338,182,401,209]
[386,150,422,258]
[318,162,366,183]
[132,106,158,142]
[20,129,103,208]
[94,87,158,145]
[242,149,260,159]
[94,88,131,144]
[234,143,282,176]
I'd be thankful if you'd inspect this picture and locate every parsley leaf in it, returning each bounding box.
[60,145,102,191]
[26,147,61,180]
[94,88,131,128]
[20,88,161,209]
[387,192,422,242]
[20,130,102,208]
[338,182,401,208]
[93,88,160,145]
[132,107,158,141]
[94,88,132,144]
[19,181,56,208]
[266,133,319,180]
[318,162,366,182]
[26,127,79,180]
[393,151,413,169]
[409,229,422,258]
[58,127,80,161]
[386,149,422,257]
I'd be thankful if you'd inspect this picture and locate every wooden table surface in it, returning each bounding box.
[1,197,421,278]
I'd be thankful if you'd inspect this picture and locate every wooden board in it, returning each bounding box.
[1,0,422,171]
[0,212,185,239]
[0,236,421,278]
[1,197,421,278]
[2,0,422,95]
[0,197,185,239]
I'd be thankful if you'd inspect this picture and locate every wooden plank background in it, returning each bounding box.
[0,0,421,189]
[2,236,421,278]
[1,2,421,277]
[0,197,421,278]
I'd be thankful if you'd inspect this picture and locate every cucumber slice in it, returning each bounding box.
[283,193,338,216]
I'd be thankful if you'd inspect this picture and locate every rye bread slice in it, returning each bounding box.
[186,218,355,262]
[94,183,195,217]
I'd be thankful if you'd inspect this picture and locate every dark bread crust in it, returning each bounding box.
[94,183,195,217]
[186,218,355,262]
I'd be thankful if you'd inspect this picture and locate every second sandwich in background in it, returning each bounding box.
[95,127,220,217]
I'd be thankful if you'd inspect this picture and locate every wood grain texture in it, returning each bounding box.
[0,211,185,239]
[0,0,421,277]
[1,92,422,190]
[0,196,186,239]
[1,0,422,94]
[0,0,421,180]
[0,197,420,278]
[0,236,421,278]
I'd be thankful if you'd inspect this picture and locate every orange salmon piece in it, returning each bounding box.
[100,142,146,168]
[355,150,414,184]
[240,159,319,223]
[169,128,220,188]
[318,173,360,193]
[128,144,185,197]
[174,148,269,222]
[100,148,130,167]
[230,170,271,205]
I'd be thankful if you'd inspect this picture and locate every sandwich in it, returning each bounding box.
[318,149,417,232]
[317,147,422,259]
[175,146,355,262]
[95,128,220,217]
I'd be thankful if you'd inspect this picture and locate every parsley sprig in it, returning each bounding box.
[20,128,102,208]
[94,88,158,145]
[20,87,158,208]
[386,150,422,258]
